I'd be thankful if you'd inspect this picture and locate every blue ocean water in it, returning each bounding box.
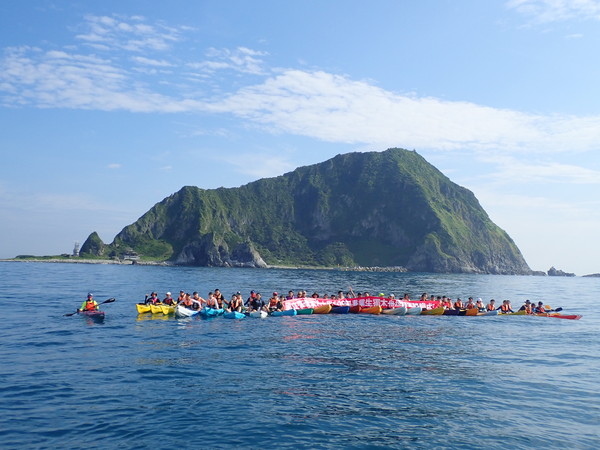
[0,261,599,449]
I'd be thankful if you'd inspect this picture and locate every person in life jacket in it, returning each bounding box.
[499,300,514,313]
[145,292,160,305]
[519,299,533,314]
[486,299,497,311]
[535,301,547,313]
[465,297,476,309]
[475,298,485,312]
[163,292,175,305]
[454,298,464,310]
[79,293,98,312]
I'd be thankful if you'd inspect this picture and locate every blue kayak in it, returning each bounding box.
[223,311,245,319]
[330,305,350,314]
[199,307,224,317]
[271,309,297,317]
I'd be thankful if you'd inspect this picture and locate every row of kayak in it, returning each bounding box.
[136,303,579,319]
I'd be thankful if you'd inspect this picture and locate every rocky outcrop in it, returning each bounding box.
[80,232,106,257]
[547,266,575,277]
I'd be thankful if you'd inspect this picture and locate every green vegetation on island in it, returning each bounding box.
[79,148,532,274]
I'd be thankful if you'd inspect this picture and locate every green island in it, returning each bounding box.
[12,148,538,274]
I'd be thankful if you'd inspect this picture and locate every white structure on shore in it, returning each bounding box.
[73,242,80,257]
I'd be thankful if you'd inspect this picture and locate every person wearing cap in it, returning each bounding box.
[145,292,160,305]
[534,301,547,313]
[177,290,185,302]
[519,300,533,314]
[248,292,266,312]
[78,293,98,312]
[163,292,175,305]
[475,298,485,312]
[245,290,257,308]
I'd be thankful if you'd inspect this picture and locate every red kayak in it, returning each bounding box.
[78,310,105,321]
[534,313,582,320]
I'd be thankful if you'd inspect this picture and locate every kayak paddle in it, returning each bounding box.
[64,298,116,316]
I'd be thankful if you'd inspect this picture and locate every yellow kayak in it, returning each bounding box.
[136,303,151,314]
[313,304,333,314]
[360,306,383,315]
[160,304,176,314]
[500,309,527,316]
[421,306,444,315]
[150,303,165,314]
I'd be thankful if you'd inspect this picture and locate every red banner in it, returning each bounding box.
[283,296,440,310]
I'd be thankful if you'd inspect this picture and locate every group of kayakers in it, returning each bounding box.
[141,288,551,315]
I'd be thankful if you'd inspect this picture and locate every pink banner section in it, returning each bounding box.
[283,296,440,310]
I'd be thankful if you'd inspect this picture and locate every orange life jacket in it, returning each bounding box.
[84,301,97,311]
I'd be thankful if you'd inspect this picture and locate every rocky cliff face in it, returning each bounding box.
[84,148,532,274]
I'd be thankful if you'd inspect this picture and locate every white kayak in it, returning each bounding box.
[249,310,268,318]
[175,304,199,318]
[405,307,423,315]
[382,306,407,315]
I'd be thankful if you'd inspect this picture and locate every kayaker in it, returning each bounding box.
[163,292,175,305]
[249,292,266,312]
[206,292,219,309]
[286,290,295,300]
[499,300,513,313]
[535,301,547,313]
[519,300,533,314]
[465,297,476,309]
[454,298,464,310]
[214,289,225,309]
[146,292,160,304]
[442,296,452,310]
[486,299,497,311]
[228,294,242,312]
[180,293,198,310]
[78,293,98,312]
[192,292,205,308]
[177,290,185,302]
[246,290,257,308]
[476,298,485,312]
[268,292,281,312]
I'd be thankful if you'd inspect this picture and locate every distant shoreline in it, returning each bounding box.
[2,258,596,277]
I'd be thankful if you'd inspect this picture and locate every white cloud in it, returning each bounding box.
[107,163,122,169]
[187,47,268,75]
[75,14,184,52]
[506,0,600,23]
[209,70,600,155]
[131,56,173,67]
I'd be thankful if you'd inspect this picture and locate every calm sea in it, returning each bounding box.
[1,261,598,449]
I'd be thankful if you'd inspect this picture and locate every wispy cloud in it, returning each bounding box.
[506,0,600,23]
[187,47,268,76]
[209,70,600,154]
[75,14,185,52]
[2,14,600,178]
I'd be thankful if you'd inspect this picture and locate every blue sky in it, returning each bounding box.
[1,0,599,275]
